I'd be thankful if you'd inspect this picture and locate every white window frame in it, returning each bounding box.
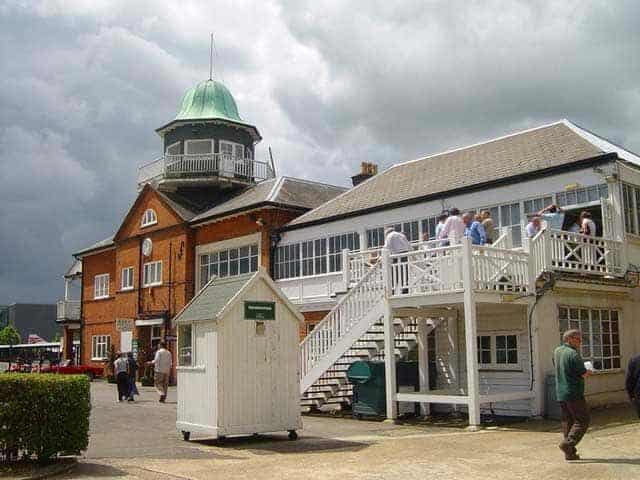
[151,326,162,350]
[177,323,194,367]
[165,141,180,155]
[91,335,110,360]
[94,273,110,300]
[185,139,214,155]
[199,243,259,289]
[558,306,622,371]
[219,140,245,159]
[143,261,163,287]
[121,266,134,291]
[476,332,522,371]
[141,209,157,228]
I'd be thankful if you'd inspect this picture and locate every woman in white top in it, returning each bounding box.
[580,211,597,236]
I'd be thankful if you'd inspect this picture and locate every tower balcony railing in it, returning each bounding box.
[57,300,81,322]
[137,153,276,187]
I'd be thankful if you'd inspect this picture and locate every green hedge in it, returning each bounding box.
[0,374,90,462]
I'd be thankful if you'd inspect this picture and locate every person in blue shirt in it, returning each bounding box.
[462,212,486,245]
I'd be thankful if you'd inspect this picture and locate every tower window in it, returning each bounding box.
[219,140,244,159]
[166,141,180,156]
[141,209,157,227]
[185,139,213,155]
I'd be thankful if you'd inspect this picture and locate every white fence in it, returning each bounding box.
[137,153,275,186]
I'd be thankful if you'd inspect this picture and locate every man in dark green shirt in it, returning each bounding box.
[554,329,592,461]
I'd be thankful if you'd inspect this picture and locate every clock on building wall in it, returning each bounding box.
[142,238,153,257]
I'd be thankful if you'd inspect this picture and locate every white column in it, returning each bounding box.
[418,318,431,416]
[64,278,70,301]
[341,248,351,287]
[381,248,398,421]
[461,237,481,428]
[607,177,625,242]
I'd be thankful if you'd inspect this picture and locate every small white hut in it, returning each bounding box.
[173,268,303,441]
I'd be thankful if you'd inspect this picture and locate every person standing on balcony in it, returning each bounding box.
[579,211,596,236]
[384,227,410,294]
[538,204,565,230]
[113,352,129,403]
[526,216,542,238]
[439,207,465,244]
[554,329,592,461]
[625,353,640,418]
[462,212,486,245]
[481,210,496,244]
[146,341,172,403]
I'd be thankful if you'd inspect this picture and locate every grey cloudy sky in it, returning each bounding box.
[1,0,639,304]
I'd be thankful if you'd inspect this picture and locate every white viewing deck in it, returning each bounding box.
[137,153,275,189]
[298,228,626,424]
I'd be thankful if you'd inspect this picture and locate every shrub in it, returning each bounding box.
[0,374,90,462]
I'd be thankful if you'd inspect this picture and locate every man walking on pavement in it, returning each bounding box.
[554,329,592,461]
[113,352,129,403]
[625,352,640,418]
[147,341,172,403]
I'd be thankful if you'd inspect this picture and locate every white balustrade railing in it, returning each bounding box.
[57,300,80,321]
[299,260,384,381]
[137,153,275,186]
[472,246,532,293]
[388,245,465,297]
[547,229,625,276]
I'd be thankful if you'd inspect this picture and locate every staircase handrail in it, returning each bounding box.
[299,259,385,381]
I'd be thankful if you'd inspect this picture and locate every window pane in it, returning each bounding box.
[186,139,212,154]
[496,350,507,364]
[507,335,517,348]
[507,350,518,364]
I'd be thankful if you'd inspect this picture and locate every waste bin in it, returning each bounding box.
[347,361,419,418]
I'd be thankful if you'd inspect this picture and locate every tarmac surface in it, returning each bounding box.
[53,381,640,479]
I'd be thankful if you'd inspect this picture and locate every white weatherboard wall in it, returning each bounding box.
[434,304,534,417]
[176,272,302,438]
[217,279,301,435]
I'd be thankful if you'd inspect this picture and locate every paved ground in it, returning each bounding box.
[56,381,640,479]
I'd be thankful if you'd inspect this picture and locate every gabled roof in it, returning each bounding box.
[172,268,303,324]
[190,177,346,224]
[286,120,635,229]
[64,259,82,278]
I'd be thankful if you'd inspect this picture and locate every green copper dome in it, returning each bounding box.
[175,79,242,122]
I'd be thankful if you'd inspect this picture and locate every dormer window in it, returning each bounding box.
[141,209,157,227]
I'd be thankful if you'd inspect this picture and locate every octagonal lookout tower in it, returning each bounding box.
[138,79,273,191]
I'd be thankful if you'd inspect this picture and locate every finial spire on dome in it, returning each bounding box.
[209,33,214,80]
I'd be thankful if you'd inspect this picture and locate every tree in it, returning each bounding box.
[0,325,20,345]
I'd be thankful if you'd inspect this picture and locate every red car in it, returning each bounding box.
[38,360,104,380]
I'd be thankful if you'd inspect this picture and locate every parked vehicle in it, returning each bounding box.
[40,360,103,380]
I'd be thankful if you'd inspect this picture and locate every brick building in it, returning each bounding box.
[58,78,344,376]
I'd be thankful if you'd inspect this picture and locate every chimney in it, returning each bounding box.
[351,162,378,187]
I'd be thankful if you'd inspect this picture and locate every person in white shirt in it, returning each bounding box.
[146,341,173,403]
[526,216,542,238]
[384,227,411,254]
[113,352,129,402]
[384,227,410,294]
[579,211,596,237]
[438,208,465,244]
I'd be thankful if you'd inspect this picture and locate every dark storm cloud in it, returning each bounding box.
[0,0,639,303]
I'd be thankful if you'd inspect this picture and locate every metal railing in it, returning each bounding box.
[137,153,275,186]
[56,300,80,321]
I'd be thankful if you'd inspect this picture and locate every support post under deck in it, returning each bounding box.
[418,318,430,416]
[461,237,481,428]
[381,248,398,421]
